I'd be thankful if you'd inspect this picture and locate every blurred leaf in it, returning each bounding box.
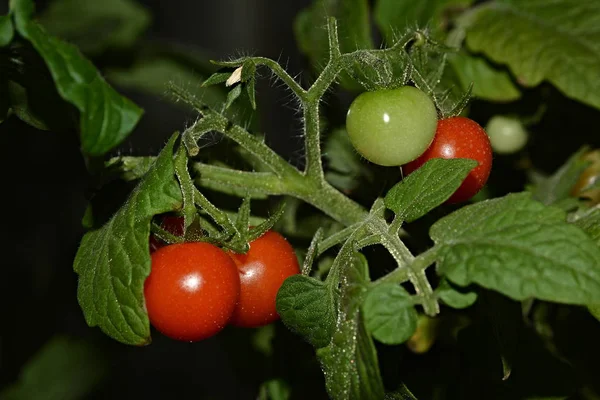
[465,0,600,109]
[11,0,143,156]
[81,203,94,229]
[0,79,9,123]
[385,383,418,400]
[0,15,14,47]
[374,0,474,43]
[73,134,182,345]
[431,192,600,305]
[0,336,107,400]
[295,0,373,90]
[588,304,600,322]
[317,252,386,400]
[448,52,521,102]
[363,283,418,345]
[574,207,600,246]
[252,324,275,357]
[276,275,336,349]
[324,128,372,193]
[386,158,477,223]
[436,278,477,309]
[39,0,151,55]
[257,379,291,400]
[531,147,590,206]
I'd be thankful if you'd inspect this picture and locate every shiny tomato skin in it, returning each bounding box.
[228,231,300,328]
[149,215,185,253]
[403,116,493,203]
[144,242,240,341]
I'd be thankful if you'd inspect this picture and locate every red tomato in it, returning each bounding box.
[149,215,185,252]
[403,116,493,203]
[144,242,240,341]
[228,231,300,328]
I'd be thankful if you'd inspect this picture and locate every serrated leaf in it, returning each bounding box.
[448,52,521,102]
[374,0,475,43]
[73,134,182,345]
[387,158,478,222]
[38,0,151,55]
[276,275,336,349]
[436,278,477,309]
[317,253,385,400]
[0,15,14,47]
[431,192,600,305]
[11,0,143,156]
[465,0,600,109]
[531,147,590,205]
[363,283,417,345]
[0,336,107,400]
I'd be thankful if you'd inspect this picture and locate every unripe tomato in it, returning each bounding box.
[485,115,528,154]
[403,116,493,203]
[346,86,438,166]
[228,231,300,328]
[144,242,240,341]
[149,215,185,252]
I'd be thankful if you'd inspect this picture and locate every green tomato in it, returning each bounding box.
[345,86,438,166]
[485,115,528,154]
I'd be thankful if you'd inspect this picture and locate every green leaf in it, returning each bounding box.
[276,275,337,349]
[39,0,151,55]
[436,278,477,309]
[386,158,478,222]
[447,52,521,102]
[588,304,600,321]
[73,134,182,345]
[0,15,14,47]
[574,207,600,245]
[385,384,418,400]
[201,72,231,87]
[431,192,600,305]
[11,0,143,156]
[362,283,418,345]
[225,84,242,110]
[0,79,10,124]
[0,336,107,400]
[294,0,373,90]
[374,0,474,43]
[324,128,372,193]
[105,156,156,182]
[531,147,590,205]
[465,0,600,109]
[317,252,385,400]
[257,379,291,400]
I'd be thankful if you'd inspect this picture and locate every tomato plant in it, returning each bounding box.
[144,242,240,342]
[5,1,600,399]
[403,117,493,203]
[149,215,185,252]
[345,86,438,166]
[227,230,300,328]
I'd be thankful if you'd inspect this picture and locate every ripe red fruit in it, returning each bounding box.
[144,242,240,341]
[403,116,493,203]
[228,231,300,328]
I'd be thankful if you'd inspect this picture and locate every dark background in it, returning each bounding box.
[0,0,320,398]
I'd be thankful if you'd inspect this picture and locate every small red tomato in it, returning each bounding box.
[228,231,300,328]
[144,242,240,341]
[403,116,493,203]
[149,215,185,252]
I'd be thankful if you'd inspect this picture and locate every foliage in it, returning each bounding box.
[2,0,600,399]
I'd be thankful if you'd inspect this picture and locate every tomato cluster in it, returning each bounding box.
[144,223,300,342]
[346,86,493,203]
